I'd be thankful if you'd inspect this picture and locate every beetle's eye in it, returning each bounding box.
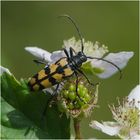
[81,55,87,62]
[78,52,83,56]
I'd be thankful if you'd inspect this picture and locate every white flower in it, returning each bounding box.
[25,37,134,79]
[90,85,140,139]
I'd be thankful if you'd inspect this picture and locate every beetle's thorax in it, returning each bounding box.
[69,52,87,68]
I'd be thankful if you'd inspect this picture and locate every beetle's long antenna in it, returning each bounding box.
[87,56,123,79]
[58,15,84,53]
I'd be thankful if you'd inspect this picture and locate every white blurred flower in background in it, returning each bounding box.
[90,85,140,139]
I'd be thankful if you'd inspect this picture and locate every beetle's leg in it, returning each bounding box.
[70,47,76,55]
[52,83,60,95]
[77,69,98,86]
[63,48,70,59]
[70,47,74,57]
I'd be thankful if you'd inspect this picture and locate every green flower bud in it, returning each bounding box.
[74,101,81,109]
[68,102,74,110]
[78,84,84,91]
[83,87,88,93]
[84,93,91,103]
[68,91,76,101]
[57,100,67,112]
[77,84,87,97]
[77,98,85,107]
[63,90,69,98]
[69,84,75,91]
[80,88,88,98]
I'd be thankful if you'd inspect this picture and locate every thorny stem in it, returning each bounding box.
[74,118,82,139]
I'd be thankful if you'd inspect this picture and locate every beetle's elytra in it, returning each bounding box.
[28,58,74,91]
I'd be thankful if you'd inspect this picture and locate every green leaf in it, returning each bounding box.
[1,72,70,139]
[1,97,48,139]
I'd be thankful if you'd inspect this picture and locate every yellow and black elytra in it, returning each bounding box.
[28,58,74,91]
[28,15,122,93]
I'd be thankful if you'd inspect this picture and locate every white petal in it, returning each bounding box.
[43,88,54,95]
[25,47,52,62]
[50,50,66,62]
[130,134,140,140]
[90,121,121,136]
[0,66,11,75]
[92,51,134,79]
[128,85,140,110]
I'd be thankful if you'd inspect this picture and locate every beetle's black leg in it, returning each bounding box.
[52,83,60,95]
[70,47,76,55]
[70,47,74,57]
[63,48,70,59]
[33,59,47,65]
[77,69,97,86]
[75,72,80,98]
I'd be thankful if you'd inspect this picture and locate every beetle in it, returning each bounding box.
[28,15,122,96]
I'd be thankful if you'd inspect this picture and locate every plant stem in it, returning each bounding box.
[74,118,82,139]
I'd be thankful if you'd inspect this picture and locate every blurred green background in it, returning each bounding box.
[1,1,139,139]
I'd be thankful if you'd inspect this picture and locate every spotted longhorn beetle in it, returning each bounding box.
[28,15,122,98]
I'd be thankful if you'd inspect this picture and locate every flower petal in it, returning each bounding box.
[63,37,109,58]
[25,47,52,62]
[0,66,11,75]
[50,50,66,62]
[128,85,140,110]
[92,51,134,78]
[90,121,121,136]
[130,134,140,140]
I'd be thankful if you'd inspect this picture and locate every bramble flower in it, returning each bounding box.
[89,85,140,139]
[25,37,134,79]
